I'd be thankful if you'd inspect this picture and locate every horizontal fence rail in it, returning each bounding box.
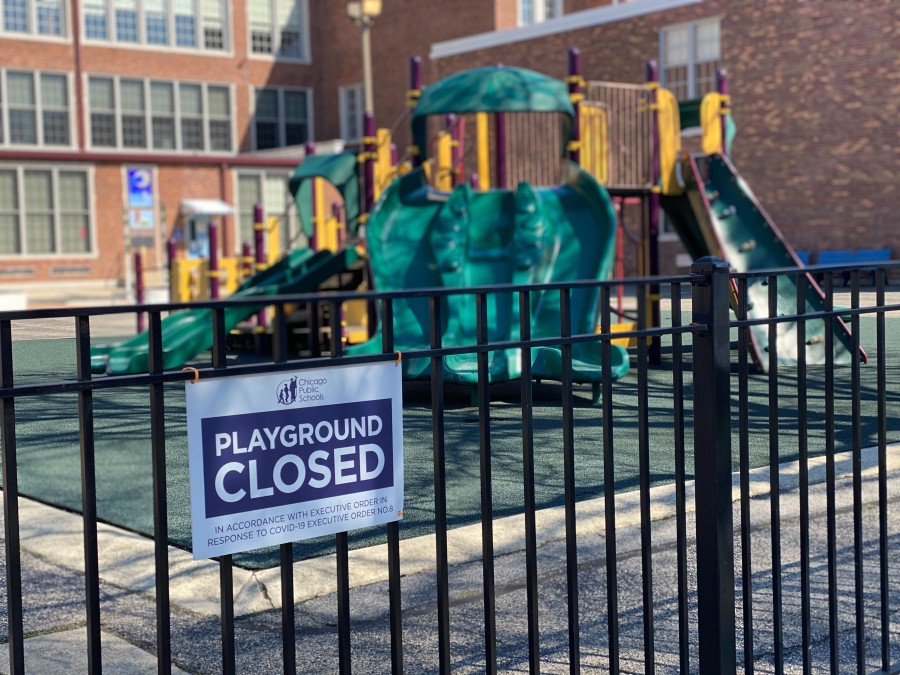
[0,259,897,673]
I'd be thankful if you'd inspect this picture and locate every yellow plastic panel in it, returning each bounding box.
[476,112,490,190]
[657,87,683,196]
[580,103,609,185]
[266,216,281,264]
[700,92,724,155]
[435,130,453,191]
[374,128,393,200]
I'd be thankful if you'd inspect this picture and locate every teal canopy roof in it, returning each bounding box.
[412,66,574,160]
[288,152,360,236]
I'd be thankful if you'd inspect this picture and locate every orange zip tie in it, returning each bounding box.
[182,366,200,383]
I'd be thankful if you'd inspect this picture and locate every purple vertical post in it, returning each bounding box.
[363,112,376,215]
[305,141,318,251]
[567,47,582,165]
[254,203,266,328]
[446,114,459,187]
[208,222,219,300]
[409,56,423,168]
[645,59,662,364]
[716,68,730,157]
[390,142,397,166]
[495,113,507,189]
[470,172,479,189]
[134,248,145,333]
[241,242,252,282]
[166,237,176,303]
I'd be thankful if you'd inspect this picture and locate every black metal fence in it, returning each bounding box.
[0,258,898,673]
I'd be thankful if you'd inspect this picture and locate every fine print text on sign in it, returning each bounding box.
[186,361,403,559]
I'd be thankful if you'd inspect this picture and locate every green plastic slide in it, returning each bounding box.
[350,162,630,386]
[91,247,358,375]
[662,153,858,369]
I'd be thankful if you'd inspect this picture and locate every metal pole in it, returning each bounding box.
[167,237,177,302]
[254,203,266,328]
[364,112,376,216]
[645,59,662,364]
[495,113,506,190]
[409,56,422,168]
[360,16,374,116]
[717,68,730,157]
[305,140,317,251]
[134,248,145,332]
[691,256,737,675]
[567,47,582,166]
[208,222,219,300]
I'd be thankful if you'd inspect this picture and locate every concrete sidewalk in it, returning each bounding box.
[1,445,898,673]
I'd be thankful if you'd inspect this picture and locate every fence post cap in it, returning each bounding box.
[691,256,729,273]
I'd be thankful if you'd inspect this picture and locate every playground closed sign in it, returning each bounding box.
[186,361,404,559]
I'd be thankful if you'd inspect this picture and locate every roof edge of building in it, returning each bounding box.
[430,0,703,60]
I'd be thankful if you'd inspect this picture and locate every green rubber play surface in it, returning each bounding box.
[7,317,900,570]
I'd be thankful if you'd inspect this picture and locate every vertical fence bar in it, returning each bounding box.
[875,269,890,673]
[330,302,352,675]
[795,275,811,675]
[691,258,736,675]
[636,283,655,672]
[0,319,23,674]
[849,271,865,675]
[475,293,497,673]
[823,274,839,672]
[475,294,497,673]
[670,283,690,672]
[600,286,620,673]
[559,287,580,672]
[381,299,404,674]
[147,310,172,674]
[212,306,236,675]
[429,297,451,673]
[271,304,296,675]
[518,290,541,673]
[767,276,784,673]
[75,315,102,674]
[737,276,754,673]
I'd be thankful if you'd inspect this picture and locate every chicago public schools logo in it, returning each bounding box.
[276,376,300,405]
[276,375,327,405]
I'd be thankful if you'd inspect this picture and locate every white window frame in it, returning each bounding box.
[250,86,313,150]
[0,69,75,149]
[86,74,235,154]
[339,83,364,143]
[659,16,721,100]
[233,170,296,254]
[81,0,231,54]
[518,0,562,26]
[246,0,311,64]
[0,0,69,40]
[0,163,97,259]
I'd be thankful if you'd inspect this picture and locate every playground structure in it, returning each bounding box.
[93,48,862,377]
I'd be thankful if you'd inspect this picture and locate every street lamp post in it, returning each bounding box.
[346,0,382,115]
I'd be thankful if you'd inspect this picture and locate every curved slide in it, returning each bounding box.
[351,162,630,386]
[91,247,358,375]
[662,153,859,370]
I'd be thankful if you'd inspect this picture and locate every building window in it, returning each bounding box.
[518,0,561,26]
[88,76,116,147]
[660,17,721,100]
[3,0,28,32]
[87,75,232,152]
[248,0,307,60]
[339,84,363,142]
[253,87,310,150]
[236,171,293,252]
[2,0,65,36]
[0,70,70,147]
[83,0,228,51]
[114,0,138,42]
[0,166,93,256]
[150,81,175,149]
[84,0,107,39]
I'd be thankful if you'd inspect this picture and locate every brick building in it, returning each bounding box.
[1,0,896,286]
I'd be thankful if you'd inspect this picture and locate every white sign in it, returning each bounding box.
[186,361,404,559]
